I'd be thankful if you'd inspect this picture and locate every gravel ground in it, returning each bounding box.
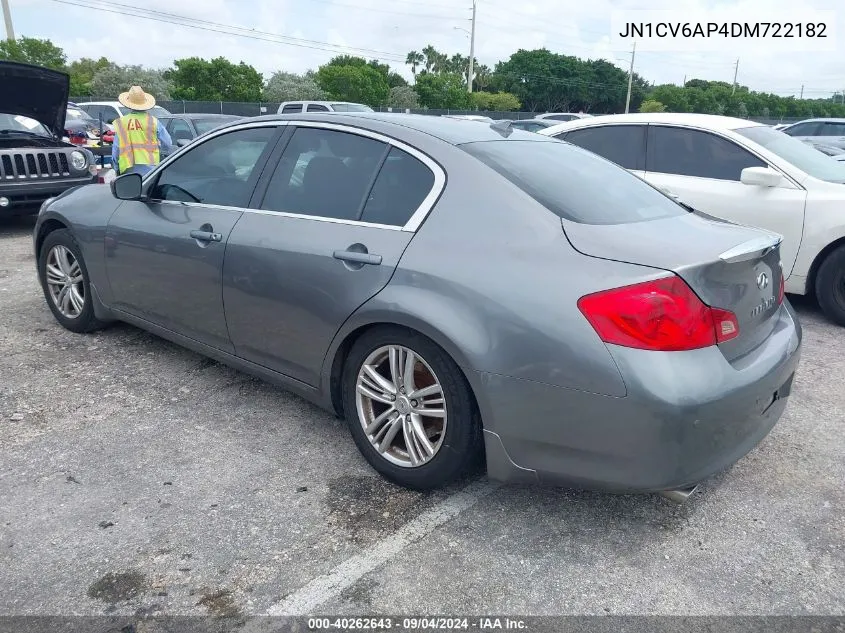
[1,215,843,617]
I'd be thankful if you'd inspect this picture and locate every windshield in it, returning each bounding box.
[735,125,845,183]
[193,117,241,135]
[461,139,687,225]
[330,103,373,112]
[0,113,51,136]
[66,108,94,122]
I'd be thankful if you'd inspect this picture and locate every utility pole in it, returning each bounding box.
[682,74,686,87]
[800,85,804,99]
[467,0,476,93]
[1,0,14,41]
[624,41,636,113]
[731,58,739,94]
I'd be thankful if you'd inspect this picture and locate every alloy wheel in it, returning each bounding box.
[45,245,85,319]
[355,344,447,468]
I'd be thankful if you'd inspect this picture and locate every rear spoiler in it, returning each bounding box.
[718,233,783,263]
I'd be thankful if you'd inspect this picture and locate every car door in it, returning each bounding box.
[222,123,442,386]
[556,124,647,178]
[640,124,807,276]
[104,124,284,352]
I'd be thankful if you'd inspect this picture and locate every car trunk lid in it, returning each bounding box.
[562,213,784,362]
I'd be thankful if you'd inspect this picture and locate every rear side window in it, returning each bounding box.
[647,126,766,181]
[360,147,435,226]
[562,125,646,170]
[282,104,303,114]
[461,139,686,225]
[817,121,845,137]
[783,121,820,136]
[307,104,330,112]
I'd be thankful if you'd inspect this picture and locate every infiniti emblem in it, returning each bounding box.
[757,272,769,290]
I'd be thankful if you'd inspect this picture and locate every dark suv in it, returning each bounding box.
[1,61,96,216]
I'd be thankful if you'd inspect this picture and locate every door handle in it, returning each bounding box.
[333,250,382,266]
[190,230,222,243]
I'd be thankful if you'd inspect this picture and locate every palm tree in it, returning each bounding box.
[430,52,449,74]
[421,45,439,73]
[405,51,424,82]
[474,64,492,91]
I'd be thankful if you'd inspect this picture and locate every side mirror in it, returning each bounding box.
[741,166,783,187]
[176,138,189,147]
[111,173,143,200]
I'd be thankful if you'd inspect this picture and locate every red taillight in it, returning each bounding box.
[577,276,740,352]
[777,273,785,305]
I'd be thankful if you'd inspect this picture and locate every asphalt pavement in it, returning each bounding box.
[1,215,843,617]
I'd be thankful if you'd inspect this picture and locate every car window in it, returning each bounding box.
[150,126,277,207]
[646,126,766,181]
[783,121,821,136]
[360,147,435,226]
[546,114,574,121]
[167,118,193,142]
[735,124,845,183]
[461,139,687,225]
[817,122,845,137]
[260,127,387,220]
[562,125,646,170]
[282,104,303,114]
[330,103,374,112]
[193,118,239,135]
[307,104,330,112]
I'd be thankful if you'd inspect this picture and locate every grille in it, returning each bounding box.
[0,150,73,180]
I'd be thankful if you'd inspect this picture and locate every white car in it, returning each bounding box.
[539,112,845,325]
[276,101,373,114]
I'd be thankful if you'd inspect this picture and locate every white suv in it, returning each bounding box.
[76,101,171,124]
[276,101,374,114]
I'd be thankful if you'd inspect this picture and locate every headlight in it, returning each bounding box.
[70,150,88,171]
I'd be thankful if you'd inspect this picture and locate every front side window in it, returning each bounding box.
[167,118,193,142]
[562,125,646,170]
[783,121,820,136]
[461,139,687,225]
[817,121,845,137]
[646,126,766,181]
[260,127,388,220]
[150,126,277,207]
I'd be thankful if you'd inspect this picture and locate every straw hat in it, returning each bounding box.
[118,85,156,111]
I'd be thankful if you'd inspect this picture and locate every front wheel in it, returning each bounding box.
[341,327,482,490]
[815,245,845,327]
[38,229,107,334]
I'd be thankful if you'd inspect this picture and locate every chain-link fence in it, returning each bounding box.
[69,98,808,125]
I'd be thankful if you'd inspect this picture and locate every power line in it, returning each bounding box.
[306,0,465,21]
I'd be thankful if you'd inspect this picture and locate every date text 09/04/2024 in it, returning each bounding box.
[618,22,827,38]
[308,617,528,630]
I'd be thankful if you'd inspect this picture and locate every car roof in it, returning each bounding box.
[215,111,554,145]
[541,112,765,133]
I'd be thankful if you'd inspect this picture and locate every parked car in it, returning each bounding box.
[276,101,374,114]
[800,138,845,157]
[0,61,97,216]
[76,100,171,125]
[539,113,845,325]
[506,119,560,133]
[156,113,243,157]
[535,112,594,122]
[32,112,801,499]
[779,117,845,151]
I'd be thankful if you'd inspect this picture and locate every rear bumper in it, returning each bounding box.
[0,177,96,214]
[480,301,803,493]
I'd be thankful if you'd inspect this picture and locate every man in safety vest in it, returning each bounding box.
[111,85,172,176]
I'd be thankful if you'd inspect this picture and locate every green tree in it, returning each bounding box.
[68,57,112,96]
[639,99,666,113]
[167,57,263,101]
[315,63,390,106]
[388,85,420,109]
[90,65,171,99]
[0,36,66,70]
[406,51,424,81]
[413,73,471,109]
[263,71,327,102]
[473,64,492,91]
[486,92,521,111]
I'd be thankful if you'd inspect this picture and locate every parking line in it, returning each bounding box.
[266,478,501,615]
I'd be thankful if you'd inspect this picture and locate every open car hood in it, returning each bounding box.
[0,61,69,137]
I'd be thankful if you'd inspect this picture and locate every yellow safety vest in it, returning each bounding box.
[114,112,160,173]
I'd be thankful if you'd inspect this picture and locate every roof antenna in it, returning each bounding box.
[489,119,513,138]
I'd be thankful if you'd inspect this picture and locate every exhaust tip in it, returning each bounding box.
[658,485,699,504]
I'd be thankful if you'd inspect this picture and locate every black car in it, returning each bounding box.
[157,113,243,156]
[506,119,560,133]
[0,62,97,216]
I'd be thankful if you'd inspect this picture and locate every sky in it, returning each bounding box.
[6,0,844,100]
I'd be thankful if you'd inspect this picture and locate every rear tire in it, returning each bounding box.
[815,245,845,327]
[341,326,482,490]
[38,229,107,334]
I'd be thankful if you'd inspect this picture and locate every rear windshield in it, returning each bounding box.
[460,139,687,225]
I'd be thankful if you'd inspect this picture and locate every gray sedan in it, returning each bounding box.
[32,113,802,498]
